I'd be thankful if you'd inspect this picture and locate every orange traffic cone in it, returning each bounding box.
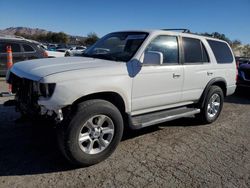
[0,45,15,97]
[6,45,13,93]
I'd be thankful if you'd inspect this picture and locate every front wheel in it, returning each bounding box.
[57,99,124,166]
[197,86,224,124]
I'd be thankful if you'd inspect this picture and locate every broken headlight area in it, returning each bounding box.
[8,72,59,121]
[38,83,56,98]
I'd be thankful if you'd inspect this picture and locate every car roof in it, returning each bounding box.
[112,29,227,43]
[0,34,40,44]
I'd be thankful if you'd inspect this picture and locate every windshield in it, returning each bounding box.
[82,32,148,62]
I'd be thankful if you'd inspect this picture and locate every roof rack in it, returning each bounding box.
[161,29,191,33]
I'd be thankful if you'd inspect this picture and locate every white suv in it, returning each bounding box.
[7,29,237,166]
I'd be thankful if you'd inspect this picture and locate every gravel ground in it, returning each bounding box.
[0,79,250,188]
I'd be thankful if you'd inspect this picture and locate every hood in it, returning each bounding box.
[10,57,123,81]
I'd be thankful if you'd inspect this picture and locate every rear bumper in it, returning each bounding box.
[226,85,236,96]
[237,79,250,88]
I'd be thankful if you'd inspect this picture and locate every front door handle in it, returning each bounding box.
[207,72,213,76]
[173,73,181,78]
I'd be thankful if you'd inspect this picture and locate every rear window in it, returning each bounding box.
[183,37,209,63]
[0,42,21,53]
[207,40,233,63]
[23,44,35,52]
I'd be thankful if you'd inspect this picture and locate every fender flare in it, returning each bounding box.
[199,77,227,108]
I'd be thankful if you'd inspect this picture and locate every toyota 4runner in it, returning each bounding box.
[7,29,237,166]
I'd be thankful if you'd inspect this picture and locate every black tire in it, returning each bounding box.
[57,99,124,166]
[197,85,224,124]
[65,52,70,57]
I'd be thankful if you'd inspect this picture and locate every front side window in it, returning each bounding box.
[207,40,233,64]
[183,37,209,63]
[83,32,148,62]
[0,42,21,53]
[145,35,179,64]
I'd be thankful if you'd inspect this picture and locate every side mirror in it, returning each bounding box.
[143,51,163,65]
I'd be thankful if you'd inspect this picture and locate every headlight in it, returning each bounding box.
[39,83,56,97]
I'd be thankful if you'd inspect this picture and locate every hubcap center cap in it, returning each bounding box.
[92,128,101,138]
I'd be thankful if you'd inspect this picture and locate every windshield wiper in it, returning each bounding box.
[83,53,118,61]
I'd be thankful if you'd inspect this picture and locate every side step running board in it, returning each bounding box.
[129,107,200,129]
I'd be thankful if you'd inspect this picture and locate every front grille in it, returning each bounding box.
[9,72,40,114]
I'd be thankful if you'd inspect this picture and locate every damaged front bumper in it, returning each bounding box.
[40,105,64,122]
[38,100,66,123]
[8,71,69,123]
[16,98,66,123]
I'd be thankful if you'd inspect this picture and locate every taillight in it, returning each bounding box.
[236,60,240,69]
[236,61,239,81]
[43,51,48,58]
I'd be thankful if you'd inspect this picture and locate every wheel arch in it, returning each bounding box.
[71,91,128,118]
[199,77,227,108]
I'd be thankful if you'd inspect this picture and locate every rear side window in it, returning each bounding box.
[23,44,35,52]
[183,37,209,63]
[207,40,233,63]
[0,42,21,53]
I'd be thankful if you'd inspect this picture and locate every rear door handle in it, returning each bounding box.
[207,72,213,76]
[173,73,181,78]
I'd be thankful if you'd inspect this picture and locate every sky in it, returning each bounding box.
[0,0,249,44]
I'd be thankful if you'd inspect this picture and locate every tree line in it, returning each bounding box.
[14,31,99,46]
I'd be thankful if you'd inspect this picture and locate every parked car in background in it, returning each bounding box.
[45,50,65,58]
[55,44,70,53]
[47,44,57,51]
[0,35,47,76]
[236,57,250,67]
[237,58,250,88]
[65,46,86,56]
[38,44,65,58]
[56,47,69,53]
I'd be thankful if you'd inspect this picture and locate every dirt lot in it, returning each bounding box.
[0,79,250,188]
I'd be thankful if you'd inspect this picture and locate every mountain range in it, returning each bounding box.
[0,27,85,40]
[0,27,51,36]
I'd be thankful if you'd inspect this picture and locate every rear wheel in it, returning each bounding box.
[197,86,224,124]
[57,99,124,166]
